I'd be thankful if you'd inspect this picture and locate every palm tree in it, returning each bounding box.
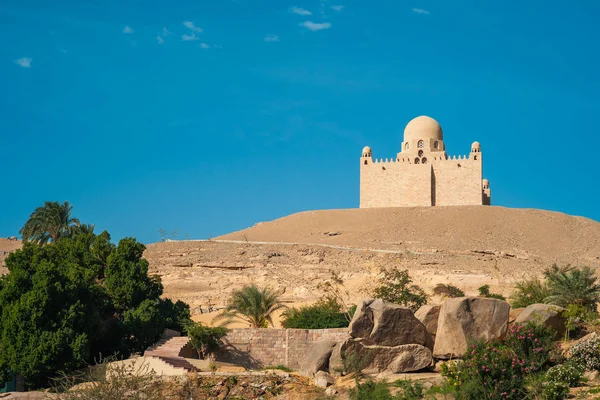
[20,201,81,245]
[70,223,96,239]
[543,265,600,310]
[213,285,286,328]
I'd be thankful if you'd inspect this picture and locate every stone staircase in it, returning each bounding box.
[144,336,198,373]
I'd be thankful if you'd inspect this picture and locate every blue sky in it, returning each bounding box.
[1,0,599,244]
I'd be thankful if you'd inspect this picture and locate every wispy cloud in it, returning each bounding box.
[182,33,199,41]
[299,21,331,31]
[58,48,68,54]
[199,42,210,49]
[264,34,280,42]
[331,5,344,12]
[183,21,203,32]
[412,8,430,15]
[291,6,312,15]
[162,27,173,36]
[157,35,165,44]
[14,57,32,68]
[122,25,135,34]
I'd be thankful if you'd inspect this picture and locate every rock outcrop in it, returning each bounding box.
[349,299,427,346]
[300,340,336,376]
[433,297,510,359]
[345,339,433,374]
[415,304,441,350]
[514,304,566,337]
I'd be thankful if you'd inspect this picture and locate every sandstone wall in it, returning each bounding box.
[360,154,483,207]
[220,328,348,369]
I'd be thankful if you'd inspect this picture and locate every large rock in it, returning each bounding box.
[314,371,335,388]
[349,299,427,346]
[346,339,432,374]
[433,297,510,359]
[329,340,348,376]
[300,340,336,376]
[415,305,441,350]
[514,304,566,337]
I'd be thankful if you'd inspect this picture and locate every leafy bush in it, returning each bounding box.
[0,232,187,388]
[478,284,506,300]
[282,298,352,329]
[393,379,425,399]
[510,278,552,308]
[350,379,425,400]
[569,334,600,371]
[432,283,464,298]
[372,269,428,312]
[545,362,583,387]
[185,322,228,359]
[442,322,558,399]
[563,304,598,339]
[541,380,569,400]
[544,265,600,310]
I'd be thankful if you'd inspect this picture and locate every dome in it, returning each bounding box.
[362,146,372,157]
[403,116,443,142]
[482,179,490,188]
[471,141,481,151]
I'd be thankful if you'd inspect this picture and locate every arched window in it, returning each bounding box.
[418,150,424,157]
[405,142,410,150]
[418,140,424,148]
[434,141,439,149]
[364,160,368,165]
[422,157,428,164]
[414,158,420,164]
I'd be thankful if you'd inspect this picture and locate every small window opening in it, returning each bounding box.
[418,140,424,148]
[364,160,368,165]
[414,158,420,164]
[434,141,439,149]
[418,150,424,157]
[422,157,428,164]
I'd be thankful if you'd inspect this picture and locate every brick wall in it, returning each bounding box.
[219,328,349,369]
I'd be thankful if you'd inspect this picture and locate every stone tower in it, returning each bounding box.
[360,115,491,207]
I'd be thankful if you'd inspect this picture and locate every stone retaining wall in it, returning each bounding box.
[219,328,348,369]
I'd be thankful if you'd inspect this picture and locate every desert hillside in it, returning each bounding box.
[144,206,600,323]
[3,206,600,325]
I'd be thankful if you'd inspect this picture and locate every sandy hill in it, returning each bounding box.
[144,206,600,325]
[3,207,600,326]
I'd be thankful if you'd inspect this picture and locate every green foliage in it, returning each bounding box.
[0,228,187,388]
[214,284,286,328]
[478,284,506,300]
[372,269,428,312]
[545,362,583,387]
[510,278,552,308]
[393,379,425,399]
[563,304,598,339]
[264,365,293,372]
[543,265,600,310]
[281,297,352,329]
[569,334,600,371]
[160,298,191,332]
[432,283,465,298]
[442,322,559,399]
[185,322,228,359]
[19,201,81,244]
[541,381,569,400]
[349,380,395,400]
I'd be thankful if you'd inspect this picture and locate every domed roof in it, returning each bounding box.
[362,146,372,156]
[403,116,443,142]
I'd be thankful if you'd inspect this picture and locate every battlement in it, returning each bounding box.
[360,116,490,208]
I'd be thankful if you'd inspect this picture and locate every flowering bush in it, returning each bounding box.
[569,334,600,370]
[442,322,559,400]
[545,362,583,387]
[541,380,569,400]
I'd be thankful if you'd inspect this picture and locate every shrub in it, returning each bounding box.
[504,322,558,372]
[545,362,583,387]
[393,379,425,399]
[478,284,506,300]
[563,304,598,339]
[569,334,600,371]
[213,285,286,328]
[281,298,352,329]
[541,380,569,400]
[432,283,465,298]
[372,269,428,312]
[185,322,228,360]
[510,278,552,308]
[544,265,600,310]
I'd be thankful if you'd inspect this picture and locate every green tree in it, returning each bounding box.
[372,269,428,312]
[0,232,187,388]
[432,283,465,298]
[19,201,81,244]
[214,285,286,328]
[543,265,600,310]
[282,298,354,329]
[478,284,506,300]
[510,278,551,308]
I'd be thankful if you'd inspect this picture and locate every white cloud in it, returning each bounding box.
[157,35,165,44]
[291,6,312,15]
[122,25,135,34]
[264,34,280,42]
[14,57,32,68]
[331,5,344,12]
[412,8,430,15]
[299,21,331,31]
[182,33,199,41]
[199,42,210,48]
[162,27,173,36]
[183,21,203,32]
